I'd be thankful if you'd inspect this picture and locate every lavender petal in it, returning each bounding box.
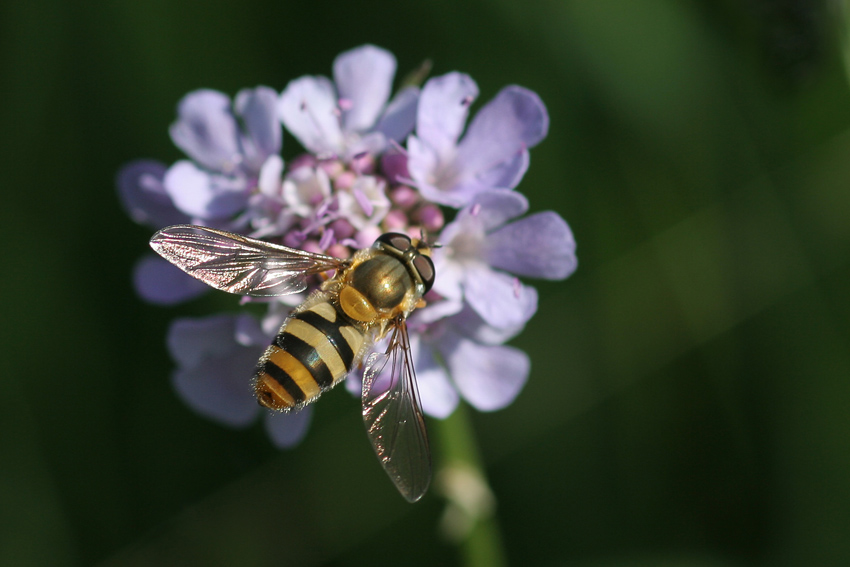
[169,90,241,173]
[234,86,282,173]
[163,160,249,219]
[409,333,459,419]
[462,264,538,329]
[264,407,313,448]
[458,189,528,232]
[132,255,209,305]
[375,85,419,143]
[474,148,529,191]
[446,340,530,411]
[117,160,190,228]
[455,86,548,182]
[416,72,479,159]
[485,211,578,279]
[333,45,396,134]
[278,75,344,157]
[168,315,263,427]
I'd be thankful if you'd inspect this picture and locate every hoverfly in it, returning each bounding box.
[150,225,435,502]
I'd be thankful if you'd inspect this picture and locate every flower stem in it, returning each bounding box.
[434,404,508,567]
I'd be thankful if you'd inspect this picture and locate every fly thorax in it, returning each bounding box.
[350,255,411,311]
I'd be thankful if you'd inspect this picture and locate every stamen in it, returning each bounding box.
[315,198,332,220]
[388,138,408,155]
[319,228,335,250]
[512,277,522,298]
[470,203,481,216]
[353,187,374,216]
[338,98,353,111]
[461,95,474,106]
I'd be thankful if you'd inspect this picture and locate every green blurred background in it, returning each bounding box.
[4,0,850,565]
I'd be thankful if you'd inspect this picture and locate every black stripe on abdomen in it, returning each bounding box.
[286,308,356,369]
[275,332,334,389]
[261,359,307,404]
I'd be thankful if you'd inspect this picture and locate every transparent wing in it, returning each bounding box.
[362,319,431,502]
[149,224,347,296]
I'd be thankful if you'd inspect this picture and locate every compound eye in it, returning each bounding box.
[376,232,412,252]
[413,254,435,293]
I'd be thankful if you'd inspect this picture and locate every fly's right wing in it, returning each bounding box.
[362,319,431,502]
[150,225,347,297]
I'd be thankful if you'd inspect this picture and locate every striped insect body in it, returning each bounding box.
[255,295,365,411]
[149,225,435,502]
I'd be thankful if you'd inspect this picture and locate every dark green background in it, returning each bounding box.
[4,0,850,565]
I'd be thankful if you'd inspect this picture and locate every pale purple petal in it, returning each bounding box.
[257,154,284,197]
[416,178,485,208]
[474,148,529,191]
[164,160,249,219]
[264,407,313,448]
[445,303,525,345]
[334,45,396,133]
[430,253,464,303]
[409,333,459,418]
[405,134,450,202]
[416,72,478,159]
[455,86,548,183]
[278,76,344,156]
[459,189,528,231]
[375,86,419,143]
[412,296,464,325]
[462,265,538,328]
[234,86,282,173]
[170,90,241,173]
[445,340,530,411]
[167,315,240,367]
[133,255,209,305]
[168,315,263,427]
[344,131,387,160]
[484,211,577,279]
[117,160,190,228]
[234,313,270,347]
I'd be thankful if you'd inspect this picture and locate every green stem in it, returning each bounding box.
[434,404,508,567]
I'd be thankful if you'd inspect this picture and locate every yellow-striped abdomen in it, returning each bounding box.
[255,300,364,411]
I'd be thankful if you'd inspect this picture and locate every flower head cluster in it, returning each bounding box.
[118,45,577,447]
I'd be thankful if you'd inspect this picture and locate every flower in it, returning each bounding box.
[165,86,281,223]
[406,73,549,208]
[432,189,577,328]
[120,45,575,452]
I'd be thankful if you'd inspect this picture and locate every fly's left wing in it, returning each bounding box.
[362,319,431,502]
[150,225,347,296]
